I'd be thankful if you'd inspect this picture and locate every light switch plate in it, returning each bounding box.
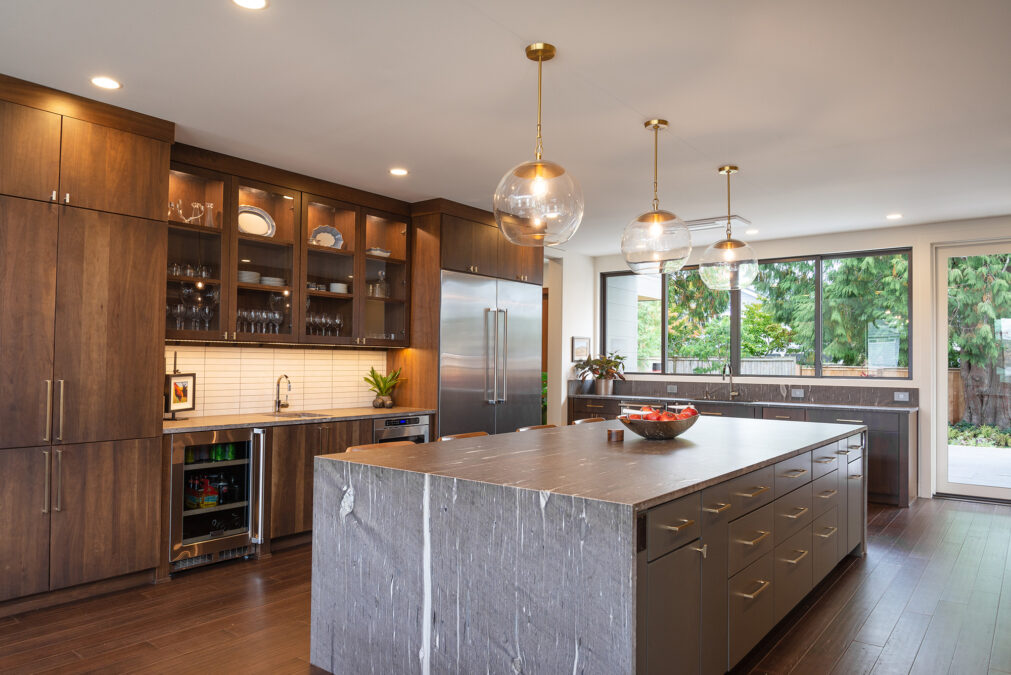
[894,391,910,402]
[791,388,805,398]
[666,384,678,393]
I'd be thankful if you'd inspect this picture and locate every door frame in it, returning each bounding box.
[933,240,1011,500]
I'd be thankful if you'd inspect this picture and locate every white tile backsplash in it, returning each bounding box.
[164,345,388,416]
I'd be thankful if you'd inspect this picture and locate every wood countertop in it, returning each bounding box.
[163,406,436,434]
[322,417,864,511]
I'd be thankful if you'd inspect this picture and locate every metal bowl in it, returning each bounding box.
[617,413,699,440]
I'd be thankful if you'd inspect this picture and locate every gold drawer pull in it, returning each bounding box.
[783,468,808,478]
[736,485,770,499]
[815,526,838,539]
[738,530,770,547]
[737,579,771,599]
[703,502,731,514]
[660,518,695,533]
[848,443,863,449]
[814,457,836,464]
[691,544,708,559]
[702,411,724,416]
[783,506,809,519]
[849,474,863,479]
[774,415,791,420]
[818,489,839,499]
[781,549,809,565]
[585,403,604,408]
[836,449,851,455]
[836,419,863,424]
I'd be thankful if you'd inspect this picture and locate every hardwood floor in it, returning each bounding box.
[0,498,1009,674]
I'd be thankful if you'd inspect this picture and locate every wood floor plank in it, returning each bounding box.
[869,611,932,675]
[854,554,930,646]
[908,599,967,675]
[829,641,882,675]
[949,589,1000,675]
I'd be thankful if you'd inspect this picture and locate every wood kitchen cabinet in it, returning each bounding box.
[441,214,499,277]
[59,116,170,220]
[0,446,51,602]
[498,235,543,284]
[0,99,61,203]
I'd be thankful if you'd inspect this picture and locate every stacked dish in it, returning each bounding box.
[366,247,392,257]
[237,270,261,284]
[261,276,285,287]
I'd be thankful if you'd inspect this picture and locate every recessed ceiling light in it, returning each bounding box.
[240,258,252,263]
[389,168,408,176]
[745,228,759,235]
[233,0,268,8]
[90,76,121,90]
[886,213,903,220]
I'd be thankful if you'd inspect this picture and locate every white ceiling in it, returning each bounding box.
[1,0,1009,256]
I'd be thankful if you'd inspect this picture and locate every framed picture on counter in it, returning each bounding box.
[571,336,590,361]
[165,372,196,414]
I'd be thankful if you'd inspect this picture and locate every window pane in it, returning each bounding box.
[821,252,910,377]
[667,268,731,374]
[604,274,662,372]
[742,260,817,375]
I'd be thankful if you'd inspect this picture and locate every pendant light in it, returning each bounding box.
[699,165,758,290]
[620,119,692,274]
[493,43,584,247]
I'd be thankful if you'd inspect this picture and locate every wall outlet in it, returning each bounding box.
[791,388,805,399]
[893,391,910,402]
[666,384,678,394]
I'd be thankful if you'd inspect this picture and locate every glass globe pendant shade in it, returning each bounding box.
[698,237,759,291]
[493,159,584,246]
[621,209,692,274]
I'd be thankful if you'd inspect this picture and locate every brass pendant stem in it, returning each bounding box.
[726,169,732,239]
[652,125,659,212]
[535,55,543,161]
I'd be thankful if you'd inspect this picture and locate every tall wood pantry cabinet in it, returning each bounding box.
[0,77,172,605]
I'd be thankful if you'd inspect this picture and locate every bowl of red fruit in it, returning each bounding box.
[617,405,700,440]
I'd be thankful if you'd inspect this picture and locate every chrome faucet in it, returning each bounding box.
[721,362,740,400]
[275,374,291,412]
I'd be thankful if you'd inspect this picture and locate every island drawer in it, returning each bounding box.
[774,451,812,498]
[762,406,807,422]
[811,470,840,518]
[729,552,775,668]
[571,398,619,416]
[808,408,898,432]
[774,482,812,544]
[728,502,774,577]
[811,445,839,479]
[774,525,813,622]
[646,493,701,562]
[701,465,774,525]
[812,507,840,583]
[834,434,864,463]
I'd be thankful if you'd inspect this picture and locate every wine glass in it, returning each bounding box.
[271,309,283,334]
[172,303,186,331]
[199,305,213,330]
[334,314,343,337]
[187,305,201,331]
[179,283,196,308]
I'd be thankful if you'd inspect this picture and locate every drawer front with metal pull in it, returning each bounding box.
[833,433,864,464]
[847,457,864,554]
[811,445,839,479]
[774,451,812,498]
[811,470,840,518]
[728,552,775,668]
[571,398,620,416]
[812,507,840,583]
[807,408,898,433]
[700,465,774,527]
[762,406,807,422]
[773,525,813,622]
[774,482,812,544]
[728,502,774,577]
[646,492,701,562]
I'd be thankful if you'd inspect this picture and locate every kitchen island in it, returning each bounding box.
[310,417,866,674]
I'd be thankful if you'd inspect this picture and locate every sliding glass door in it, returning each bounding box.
[935,242,1011,499]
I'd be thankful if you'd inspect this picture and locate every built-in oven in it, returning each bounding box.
[168,427,266,572]
[373,416,430,444]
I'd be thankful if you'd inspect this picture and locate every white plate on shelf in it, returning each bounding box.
[237,271,261,284]
[366,247,391,257]
[310,226,343,249]
[238,205,276,237]
[260,277,286,286]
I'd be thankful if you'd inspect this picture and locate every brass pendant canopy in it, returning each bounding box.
[620,118,692,274]
[699,165,758,290]
[493,42,583,247]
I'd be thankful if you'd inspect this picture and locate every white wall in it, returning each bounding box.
[593,214,1011,498]
[543,249,595,426]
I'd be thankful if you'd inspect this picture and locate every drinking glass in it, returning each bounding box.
[187,305,201,331]
[168,262,181,276]
[199,305,213,330]
[172,303,186,330]
[199,264,212,279]
[334,314,343,336]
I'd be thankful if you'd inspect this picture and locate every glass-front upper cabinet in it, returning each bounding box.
[233,180,299,342]
[300,195,358,345]
[166,165,230,340]
[362,210,409,346]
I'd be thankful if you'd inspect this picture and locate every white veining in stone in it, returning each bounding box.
[421,473,432,675]
[339,483,355,522]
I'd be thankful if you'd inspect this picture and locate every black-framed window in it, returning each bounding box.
[601,247,912,379]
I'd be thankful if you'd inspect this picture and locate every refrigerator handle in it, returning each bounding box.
[498,309,508,402]
[251,428,266,544]
[485,308,497,404]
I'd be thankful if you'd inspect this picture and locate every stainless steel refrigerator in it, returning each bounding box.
[439,270,542,437]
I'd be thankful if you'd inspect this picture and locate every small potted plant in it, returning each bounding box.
[364,367,402,408]
[574,352,626,396]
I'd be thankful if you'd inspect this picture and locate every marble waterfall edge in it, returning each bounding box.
[311,456,637,674]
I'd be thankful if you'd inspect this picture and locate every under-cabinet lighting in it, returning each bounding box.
[90,76,121,90]
[282,195,294,200]
[241,258,252,263]
[886,213,903,220]
[389,168,409,176]
[233,0,268,9]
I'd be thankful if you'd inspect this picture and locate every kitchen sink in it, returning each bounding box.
[271,411,326,419]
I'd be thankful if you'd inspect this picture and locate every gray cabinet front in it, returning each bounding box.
[646,540,702,675]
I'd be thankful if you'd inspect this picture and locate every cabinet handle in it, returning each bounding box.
[585,404,604,409]
[738,530,770,547]
[736,579,771,599]
[782,468,808,479]
[814,457,836,464]
[473,266,478,273]
[54,449,63,512]
[223,332,229,340]
[836,419,863,424]
[703,502,731,514]
[736,485,770,499]
[781,549,809,565]
[57,380,65,441]
[849,474,863,480]
[691,544,708,559]
[43,379,52,442]
[848,443,862,449]
[783,505,809,519]
[63,193,70,204]
[818,489,839,499]
[815,526,838,539]
[51,190,57,201]
[836,449,851,456]
[42,450,51,514]
[774,415,791,420]
[702,411,723,416]
[660,518,695,533]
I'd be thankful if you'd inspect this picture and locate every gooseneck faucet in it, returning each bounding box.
[721,362,740,400]
[275,374,291,412]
